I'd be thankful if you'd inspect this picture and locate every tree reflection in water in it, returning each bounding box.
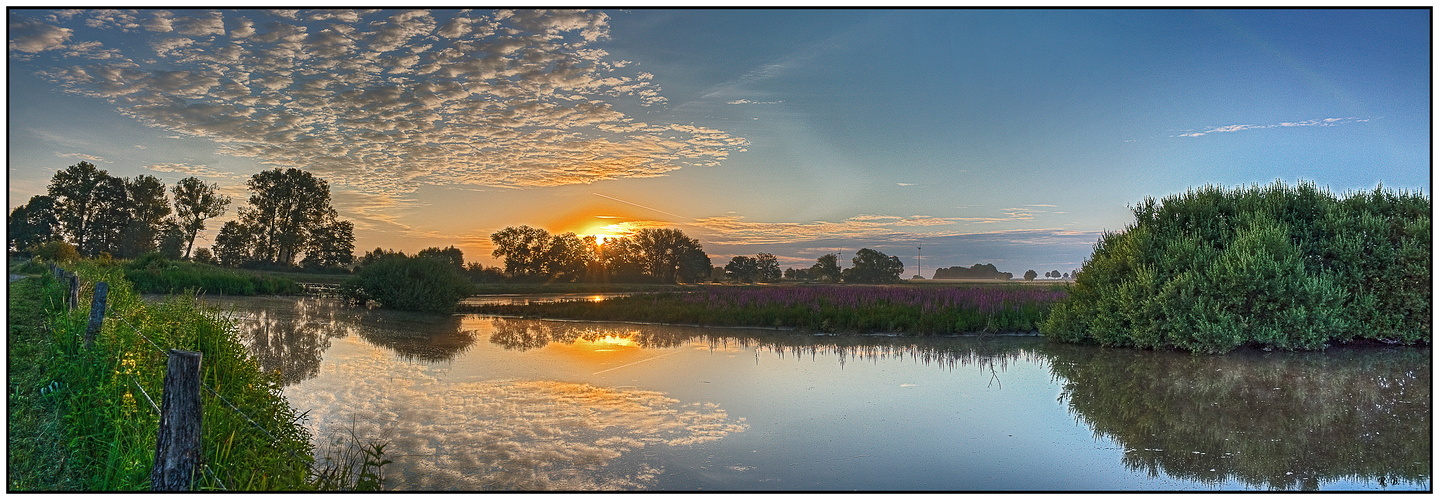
[233,297,355,386]
[488,317,1044,373]
[231,297,476,385]
[1044,343,1430,490]
[490,318,1430,490]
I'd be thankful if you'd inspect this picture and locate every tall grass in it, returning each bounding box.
[7,259,383,490]
[124,253,300,296]
[473,285,1066,334]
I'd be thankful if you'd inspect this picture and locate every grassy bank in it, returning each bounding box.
[6,259,380,491]
[470,285,1066,334]
[124,254,301,296]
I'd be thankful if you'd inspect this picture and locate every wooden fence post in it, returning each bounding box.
[151,349,203,491]
[67,273,79,310]
[84,282,108,347]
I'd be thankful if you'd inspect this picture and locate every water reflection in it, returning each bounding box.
[231,297,354,385]
[1044,343,1431,490]
[223,297,476,384]
[287,350,748,490]
[488,318,1045,373]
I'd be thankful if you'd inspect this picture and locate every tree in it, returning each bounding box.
[1050,270,1060,279]
[171,176,230,259]
[7,195,59,254]
[630,228,709,283]
[46,161,107,254]
[300,220,355,270]
[117,174,171,258]
[841,248,904,284]
[810,253,842,283]
[1024,269,1038,281]
[417,246,465,270]
[192,247,217,265]
[156,221,186,259]
[83,175,132,257]
[724,256,758,282]
[491,225,552,279]
[755,253,781,282]
[212,220,257,267]
[238,168,340,266]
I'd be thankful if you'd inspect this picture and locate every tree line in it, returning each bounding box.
[9,162,355,271]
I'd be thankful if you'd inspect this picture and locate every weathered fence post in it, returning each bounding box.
[67,273,79,310]
[84,282,108,347]
[151,349,203,491]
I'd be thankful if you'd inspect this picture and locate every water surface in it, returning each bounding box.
[201,295,1430,491]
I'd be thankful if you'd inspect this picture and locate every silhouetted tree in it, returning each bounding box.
[7,195,59,254]
[725,255,758,282]
[417,246,466,270]
[810,253,842,283]
[300,220,355,270]
[171,176,230,259]
[237,168,341,266]
[116,174,171,258]
[755,253,781,282]
[842,248,904,284]
[1024,269,1038,281]
[491,225,552,278]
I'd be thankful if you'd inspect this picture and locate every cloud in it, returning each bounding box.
[896,182,915,186]
[726,99,783,105]
[287,346,747,490]
[8,18,73,53]
[24,9,748,198]
[1176,117,1369,137]
[144,162,231,178]
[692,211,1043,246]
[55,152,109,163]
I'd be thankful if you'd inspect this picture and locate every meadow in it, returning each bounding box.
[469,284,1067,335]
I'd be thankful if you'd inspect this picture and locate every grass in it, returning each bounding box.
[124,254,301,296]
[6,258,387,491]
[471,284,1067,335]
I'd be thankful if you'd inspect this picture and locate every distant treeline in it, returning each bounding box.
[932,263,1013,280]
[1043,181,1431,353]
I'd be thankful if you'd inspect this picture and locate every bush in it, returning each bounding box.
[31,240,80,263]
[345,255,474,313]
[122,252,300,295]
[1042,181,1430,353]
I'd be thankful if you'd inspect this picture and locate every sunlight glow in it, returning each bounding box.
[575,334,639,353]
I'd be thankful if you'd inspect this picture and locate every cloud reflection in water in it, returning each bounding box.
[287,349,747,490]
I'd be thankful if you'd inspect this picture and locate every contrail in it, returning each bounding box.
[592,193,692,221]
[591,348,688,376]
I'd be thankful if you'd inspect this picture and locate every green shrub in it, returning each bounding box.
[345,255,474,313]
[1042,181,1429,353]
[122,253,300,296]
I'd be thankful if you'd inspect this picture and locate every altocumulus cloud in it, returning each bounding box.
[15,8,748,197]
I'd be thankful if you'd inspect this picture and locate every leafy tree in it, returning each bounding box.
[238,168,340,266]
[7,195,59,254]
[1050,270,1060,278]
[842,248,904,284]
[630,228,709,283]
[491,225,552,278]
[83,175,133,257]
[46,161,107,254]
[300,220,355,270]
[212,220,257,267]
[416,246,465,270]
[1024,269,1038,281]
[156,221,186,259]
[724,256,758,282]
[810,253,842,283]
[171,176,230,259]
[356,247,405,268]
[544,233,591,282]
[116,175,171,258]
[755,253,781,282]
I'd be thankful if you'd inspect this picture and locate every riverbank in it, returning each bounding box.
[467,285,1066,335]
[5,260,377,491]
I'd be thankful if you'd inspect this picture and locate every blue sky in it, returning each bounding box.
[7,8,1430,276]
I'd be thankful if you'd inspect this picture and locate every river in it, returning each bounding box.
[195,295,1430,491]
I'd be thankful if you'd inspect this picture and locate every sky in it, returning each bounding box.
[7,8,1431,277]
